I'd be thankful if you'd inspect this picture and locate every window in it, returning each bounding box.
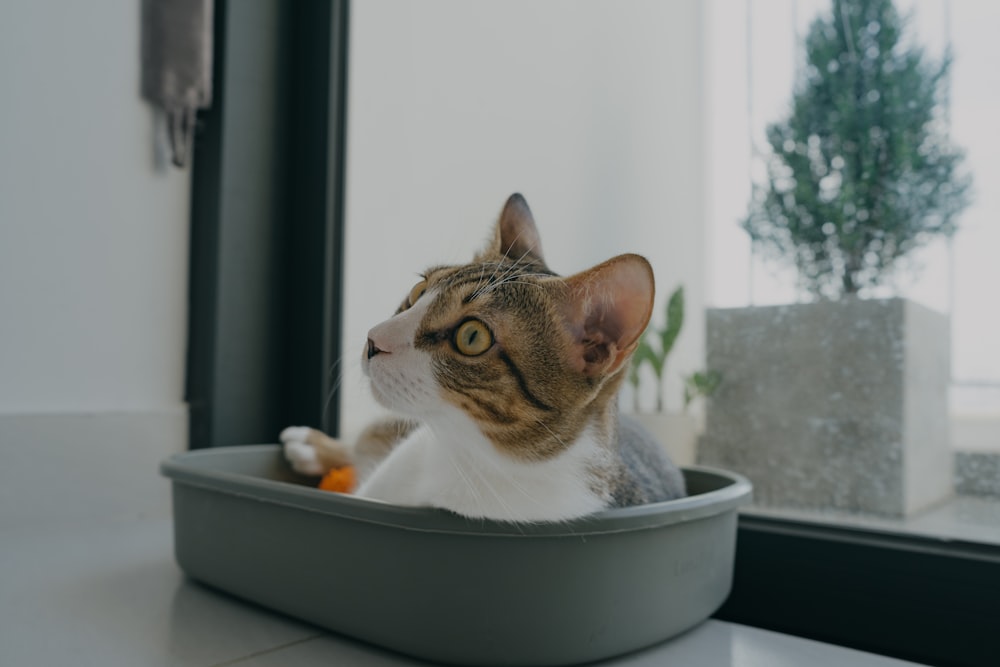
[705,1,999,663]
[708,0,1000,480]
[706,0,1000,526]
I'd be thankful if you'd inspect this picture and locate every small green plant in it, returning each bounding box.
[683,370,723,409]
[628,286,684,413]
[628,285,723,412]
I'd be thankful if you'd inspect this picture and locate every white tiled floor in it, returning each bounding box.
[1,506,927,666]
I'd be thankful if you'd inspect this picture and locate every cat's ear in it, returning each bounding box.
[561,254,655,378]
[478,193,546,264]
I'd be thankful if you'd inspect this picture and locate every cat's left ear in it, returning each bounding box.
[478,193,546,264]
[562,254,655,377]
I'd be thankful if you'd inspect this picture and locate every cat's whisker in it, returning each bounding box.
[499,228,527,263]
[534,419,570,453]
[469,228,534,300]
[449,457,480,506]
[474,230,524,297]
[483,448,543,511]
[479,277,548,295]
[476,276,548,299]
[322,358,349,425]
[428,412,519,525]
[492,245,535,286]
[426,423,467,482]
[470,264,491,301]
[471,260,512,301]
[437,434,488,515]
[466,458,524,530]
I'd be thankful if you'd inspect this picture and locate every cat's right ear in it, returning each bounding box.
[478,193,546,265]
[561,254,655,378]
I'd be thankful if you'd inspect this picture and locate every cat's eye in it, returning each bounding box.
[408,280,428,307]
[454,319,493,356]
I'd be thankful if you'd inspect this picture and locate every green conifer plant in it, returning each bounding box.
[744,0,971,298]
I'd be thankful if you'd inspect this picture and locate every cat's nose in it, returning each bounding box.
[367,319,409,359]
[367,338,386,359]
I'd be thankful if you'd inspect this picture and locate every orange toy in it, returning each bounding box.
[318,466,357,494]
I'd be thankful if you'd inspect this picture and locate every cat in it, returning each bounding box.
[282,193,686,522]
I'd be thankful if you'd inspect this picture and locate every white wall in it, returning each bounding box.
[0,0,190,416]
[0,0,190,511]
[342,0,707,439]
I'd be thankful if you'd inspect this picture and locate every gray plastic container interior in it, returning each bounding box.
[161,445,751,666]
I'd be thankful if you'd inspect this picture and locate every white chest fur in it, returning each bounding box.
[356,409,609,522]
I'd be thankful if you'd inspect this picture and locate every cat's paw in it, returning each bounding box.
[281,426,326,476]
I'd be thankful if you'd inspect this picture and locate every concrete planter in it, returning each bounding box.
[631,412,699,467]
[697,298,952,517]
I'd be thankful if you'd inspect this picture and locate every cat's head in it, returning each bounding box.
[362,194,654,459]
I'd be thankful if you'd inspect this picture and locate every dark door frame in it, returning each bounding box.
[185,0,349,448]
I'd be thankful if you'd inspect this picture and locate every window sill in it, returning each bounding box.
[742,494,1000,547]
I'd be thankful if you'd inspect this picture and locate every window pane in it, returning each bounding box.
[704,0,1000,540]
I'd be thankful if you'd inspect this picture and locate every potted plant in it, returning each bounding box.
[697,0,972,516]
[626,286,721,466]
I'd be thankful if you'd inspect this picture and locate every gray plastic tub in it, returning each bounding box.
[161,445,751,666]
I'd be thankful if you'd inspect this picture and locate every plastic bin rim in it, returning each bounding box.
[161,445,752,537]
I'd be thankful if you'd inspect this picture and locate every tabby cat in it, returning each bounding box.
[282,194,686,521]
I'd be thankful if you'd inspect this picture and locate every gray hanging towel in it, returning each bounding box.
[141,0,214,168]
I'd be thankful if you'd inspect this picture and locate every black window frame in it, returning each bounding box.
[182,4,999,666]
[716,515,1000,666]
